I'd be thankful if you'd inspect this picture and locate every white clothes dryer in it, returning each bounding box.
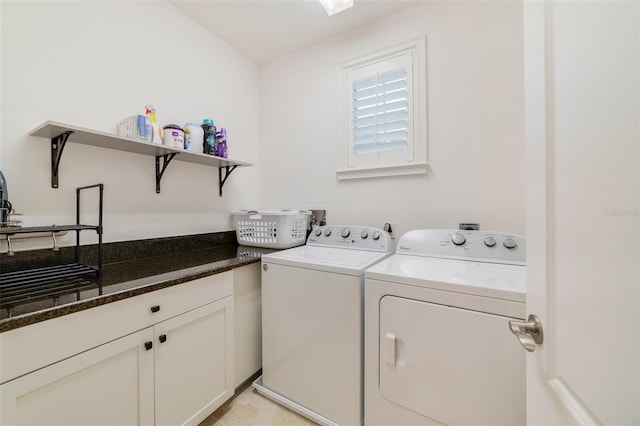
[254,225,393,426]
[364,229,526,426]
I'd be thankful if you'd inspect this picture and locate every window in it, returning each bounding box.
[337,37,427,180]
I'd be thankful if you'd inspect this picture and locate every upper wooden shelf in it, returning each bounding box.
[29,121,252,195]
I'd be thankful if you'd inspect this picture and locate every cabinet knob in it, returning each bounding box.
[144,341,153,351]
[159,334,167,343]
[150,305,160,313]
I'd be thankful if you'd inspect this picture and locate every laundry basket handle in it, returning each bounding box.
[247,210,262,219]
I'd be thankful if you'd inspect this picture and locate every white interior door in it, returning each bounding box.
[524,1,639,424]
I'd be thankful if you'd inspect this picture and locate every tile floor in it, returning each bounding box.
[199,384,319,426]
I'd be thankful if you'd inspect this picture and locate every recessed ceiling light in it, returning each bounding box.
[318,0,354,16]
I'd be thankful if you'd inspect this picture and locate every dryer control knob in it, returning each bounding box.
[324,228,332,237]
[503,238,518,249]
[372,231,381,240]
[484,236,497,247]
[361,230,369,239]
[452,232,466,246]
[315,228,322,237]
[341,228,351,238]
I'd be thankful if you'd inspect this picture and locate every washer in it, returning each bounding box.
[364,229,526,426]
[254,225,392,426]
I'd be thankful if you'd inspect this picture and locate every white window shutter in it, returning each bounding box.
[338,37,427,179]
[352,68,408,155]
[345,46,418,169]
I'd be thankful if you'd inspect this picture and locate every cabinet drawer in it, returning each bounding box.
[0,271,232,384]
[142,271,233,325]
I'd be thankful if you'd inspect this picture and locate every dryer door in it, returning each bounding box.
[379,296,525,426]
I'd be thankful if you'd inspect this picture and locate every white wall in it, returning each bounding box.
[260,1,526,237]
[1,0,526,254]
[0,0,261,251]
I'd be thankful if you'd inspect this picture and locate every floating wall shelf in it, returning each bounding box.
[29,121,252,196]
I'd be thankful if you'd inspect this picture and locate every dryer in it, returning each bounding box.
[254,225,392,426]
[364,229,526,426]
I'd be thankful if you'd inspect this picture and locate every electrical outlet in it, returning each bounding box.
[459,223,480,231]
[384,222,397,239]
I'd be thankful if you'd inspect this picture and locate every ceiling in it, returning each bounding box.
[170,0,420,64]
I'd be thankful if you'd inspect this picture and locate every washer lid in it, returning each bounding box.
[262,245,392,276]
[365,254,526,302]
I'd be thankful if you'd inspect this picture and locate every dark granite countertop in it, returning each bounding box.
[0,232,275,333]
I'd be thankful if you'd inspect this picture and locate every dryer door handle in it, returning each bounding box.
[385,333,397,365]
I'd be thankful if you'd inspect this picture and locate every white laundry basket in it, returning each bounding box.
[232,210,311,249]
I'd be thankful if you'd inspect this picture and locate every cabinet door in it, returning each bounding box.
[154,295,234,426]
[0,328,154,426]
[233,263,262,387]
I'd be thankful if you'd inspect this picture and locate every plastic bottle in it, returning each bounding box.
[215,128,228,158]
[201,119,217,155]
[183,123,204,152]
[0,170,7,226]
[145,105,162,144]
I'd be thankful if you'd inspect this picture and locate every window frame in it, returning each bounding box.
[337,37,428,180]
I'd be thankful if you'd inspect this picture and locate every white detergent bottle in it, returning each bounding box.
[184,122,204,152]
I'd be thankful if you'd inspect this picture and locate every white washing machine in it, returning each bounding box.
[254,225,392,426]
[364,229,526,426]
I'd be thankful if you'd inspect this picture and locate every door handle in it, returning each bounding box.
[509,314,543,352]
[385,333,396,365]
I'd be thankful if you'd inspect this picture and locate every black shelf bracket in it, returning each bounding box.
[218,165,238,197]
[51,131,74,188]
[155,153,177,193]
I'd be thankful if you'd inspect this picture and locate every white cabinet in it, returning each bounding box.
[1,328,155,426]
[154,297,233,426]
[0,272,234,426]
[232,263,262,387]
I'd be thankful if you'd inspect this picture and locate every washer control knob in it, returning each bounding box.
[372,231,381,241]
[341,227,351,238]
[324,228,332,237]
[484,236,497,247]
[360,230,369,239]
[503,238,518,249]
[451,232,466,246]
[314,228,322,237]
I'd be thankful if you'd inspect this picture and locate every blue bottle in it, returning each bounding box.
[201,119,217,155]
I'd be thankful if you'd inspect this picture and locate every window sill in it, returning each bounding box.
[335,162,428,181]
